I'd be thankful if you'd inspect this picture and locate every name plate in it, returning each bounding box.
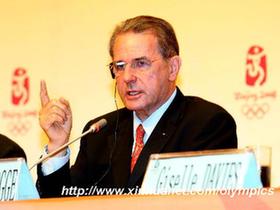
[0,158,39,201]
[141,149,262,194]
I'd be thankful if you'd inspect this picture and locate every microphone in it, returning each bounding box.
[29,118,107,170]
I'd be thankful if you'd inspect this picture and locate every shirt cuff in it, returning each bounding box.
[41,146,70,176]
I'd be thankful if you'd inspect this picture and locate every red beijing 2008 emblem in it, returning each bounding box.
[246,45,267,86]
[11,67,30,105]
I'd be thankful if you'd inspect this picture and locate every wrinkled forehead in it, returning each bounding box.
[112,31,161,60]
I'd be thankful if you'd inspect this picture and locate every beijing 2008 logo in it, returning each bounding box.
[11,67,30,106]
[1,67,37,136]
[234,45,277,120]
[246,46,267,87]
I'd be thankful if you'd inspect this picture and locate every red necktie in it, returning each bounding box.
[131,124,145,173]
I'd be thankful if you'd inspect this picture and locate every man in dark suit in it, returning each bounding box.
[37,16,237,198]
[0,134,26,160]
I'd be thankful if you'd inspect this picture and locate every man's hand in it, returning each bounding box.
[39,80,72,154]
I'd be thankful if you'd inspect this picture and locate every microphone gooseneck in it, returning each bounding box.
[29,118,107,170]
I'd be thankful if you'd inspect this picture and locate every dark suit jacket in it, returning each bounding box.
[37,88,237,197]
[0,134,26,160]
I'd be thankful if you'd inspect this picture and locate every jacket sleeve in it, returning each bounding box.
[36,161,71,198]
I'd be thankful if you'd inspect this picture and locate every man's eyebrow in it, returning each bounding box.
[133,56,148,61]
[115,60,126,64]
[114,56,148,63]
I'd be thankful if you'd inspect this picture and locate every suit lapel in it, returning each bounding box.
[128,88,186,187]
[128,121,178,186]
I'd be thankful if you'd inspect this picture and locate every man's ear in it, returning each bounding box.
[168,55,181,81]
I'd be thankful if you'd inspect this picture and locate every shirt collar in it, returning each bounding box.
[133,89,177,143]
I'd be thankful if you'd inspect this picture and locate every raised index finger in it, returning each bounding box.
[40,80,50,106]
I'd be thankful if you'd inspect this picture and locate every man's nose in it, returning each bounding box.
[122,66,137,82]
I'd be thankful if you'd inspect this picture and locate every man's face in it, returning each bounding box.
[112,32,179,120]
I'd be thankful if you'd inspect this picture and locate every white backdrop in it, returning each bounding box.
[0,0,279,187]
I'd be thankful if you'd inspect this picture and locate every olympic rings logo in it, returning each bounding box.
[241,103,270,119]
[7,120,32,136]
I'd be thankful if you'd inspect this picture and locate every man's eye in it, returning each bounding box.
[135,60,150,68]
[115,62,126,70]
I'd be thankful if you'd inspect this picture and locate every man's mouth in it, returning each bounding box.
[128,91,140,96]
[127,91,142,96]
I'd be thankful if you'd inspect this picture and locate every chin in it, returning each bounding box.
[125,105,138,111]
[124,103,143,112]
